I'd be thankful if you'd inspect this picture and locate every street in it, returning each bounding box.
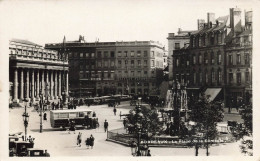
[9,102,244,156]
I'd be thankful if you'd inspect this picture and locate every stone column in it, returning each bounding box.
[59,71,62,98]
[31,69,35,101]
[42,70,45,98]
[36,70,39,100]
[20,69,24,101]
[26,69,29,100]
[46,70,49,100]
[55,71,57,99]
[13,68,18,102]
[66,71,69,96]
[50,70,53,100]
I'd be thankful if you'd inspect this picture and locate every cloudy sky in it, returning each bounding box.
[0,0,255,48]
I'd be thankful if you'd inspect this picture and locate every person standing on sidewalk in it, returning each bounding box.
[89,134,95,149]
[104,120,109,132]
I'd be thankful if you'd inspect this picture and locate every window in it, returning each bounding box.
[118,51,122,57]
[144,51,148,57]
[211,70,215,83]
[218,70,222,84]
[218,53,221,64]
[144,71,147,75]
[137,71,141,77]
[175,43,180,49]
[138,60,141,66]
[187,59,190,66]
[205,72,208,83]
[110,51,115,58]
[144,60,148,66]
[229,73,233,84]
[80,53,84,57]
[151,60,155,67]
[151,51,154,57]
[237,72,241,84]
[118,83,122,87]
[91,53,95,57]
[104,61,108,67]
[229,54,233,65]
[125,60,128,65]
[193,55,196,65]
[124,51,128,57]
[246,71,250,82]
[97,52,101,58]
[137,51,141,57]
[131,51,134,57]
[131,71,134,77]
[131,60,134,66]
[199,72,202,84]
[245,53,250,65]
[111,61,115,67]
[144,83,149,86]
[204,53,208,64]
[199,54,202,65]
[211,52,215,64]
[176,58,179,67]
[104,51,108,57]
[193,73,196,84]
[237,54,241,64]
[118,60,122,67]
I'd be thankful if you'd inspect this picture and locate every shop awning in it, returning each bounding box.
[204,88,222,101]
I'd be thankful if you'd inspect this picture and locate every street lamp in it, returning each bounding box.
[39,89,44,133]
[22,99,29,141]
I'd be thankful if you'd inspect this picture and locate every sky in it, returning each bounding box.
[0,0,256,49]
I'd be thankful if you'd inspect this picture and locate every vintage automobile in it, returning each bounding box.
[27,148,47,157]
[11,141,34,156]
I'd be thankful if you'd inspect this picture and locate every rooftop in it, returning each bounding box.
[10,38,42,47]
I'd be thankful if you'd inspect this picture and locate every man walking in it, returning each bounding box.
[104,119,108,132]
[113,107,117,116]
[77,132,82,147]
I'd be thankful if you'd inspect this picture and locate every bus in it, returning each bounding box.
[50,109,95,128]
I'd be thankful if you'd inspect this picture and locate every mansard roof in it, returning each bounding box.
[191,15,229,36]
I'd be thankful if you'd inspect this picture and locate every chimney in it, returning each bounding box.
[197,19,205,30]
[245,10,252,24]
[230,8,242,34]
[207,13,215,27]
[178,28,182,34]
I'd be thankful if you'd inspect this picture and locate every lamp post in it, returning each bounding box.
[135,104,143,156]
[39,89,43,133]
[22,100,29,141]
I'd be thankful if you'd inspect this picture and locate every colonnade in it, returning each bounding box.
[12,68,69,103]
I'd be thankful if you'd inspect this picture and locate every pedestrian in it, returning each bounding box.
[130,140,137,155]
[43,112,47,121]
[44,150,50,157]
[92,111,96,117]
[146,150,151,156]
[123,118,126,128]
[89,134,95,149]
[113,107,117,116]
[77,132,82,147]
[104,119,109,132]
[70,121,76,134]
[85,138,90,149]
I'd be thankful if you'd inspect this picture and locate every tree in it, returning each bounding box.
[232,103,252,156]
[189,93,224,156]
[127,105,163,136]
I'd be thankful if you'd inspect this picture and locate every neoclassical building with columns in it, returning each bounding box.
[9,39,69,104]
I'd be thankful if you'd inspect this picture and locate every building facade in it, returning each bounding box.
[225,10,252,106]
[167,28,195,84]
[9,39,69,104]
[171,8,252,106]
[45,39,166,97]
